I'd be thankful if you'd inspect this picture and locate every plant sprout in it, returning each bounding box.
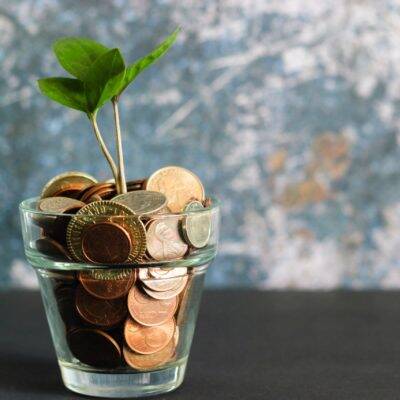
[38,28,180,194]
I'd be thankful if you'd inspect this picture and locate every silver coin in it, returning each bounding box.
[181,201,211,248]
[113,190,167,215]
[142,276,188,300]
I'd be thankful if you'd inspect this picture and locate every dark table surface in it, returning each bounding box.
[1,290,400,400]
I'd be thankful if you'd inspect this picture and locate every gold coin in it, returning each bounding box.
[145,166,205,212]
[41,171,97,199]
[66,201,146,263]
[146,218,188,261]
[37,196,86,214]
[113,190,167,215]
[181,200,211,248]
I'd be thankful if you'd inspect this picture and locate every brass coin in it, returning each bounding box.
[142,276,188,300]
[146,218,188,261]
[113,190,167,215]
[37,196,86,214]
[41,171,97,199]
[124,317,175,355]
[139,268,187,292]
[127,285,177,326]
[35,237,71,260]
[67,328,121,368]
[123,339,175,370]
[181,200,211,248]
[66,201,146,263]
[81,222,132,264]
[79,269,136,300]
[145,166,205,212]
[75,284,127,328]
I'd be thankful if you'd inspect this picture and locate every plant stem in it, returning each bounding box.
[112,99,127,194]
[89,112,120,191]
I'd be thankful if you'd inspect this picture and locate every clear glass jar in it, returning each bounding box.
[19,197,219,398]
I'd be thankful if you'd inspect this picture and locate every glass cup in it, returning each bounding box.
[19,197,219,398]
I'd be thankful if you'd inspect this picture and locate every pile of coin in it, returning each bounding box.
[56,266,190,370]
[34,166,212,371]
[34,166,213,264]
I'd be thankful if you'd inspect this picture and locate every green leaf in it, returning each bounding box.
[117,28,180,96]
[53,37,109,81]
[84,48,126,112]
[37,77,87,112]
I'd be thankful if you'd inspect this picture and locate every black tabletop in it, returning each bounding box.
[1,290,400,399]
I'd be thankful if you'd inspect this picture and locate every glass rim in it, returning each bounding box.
[19,196,220,218]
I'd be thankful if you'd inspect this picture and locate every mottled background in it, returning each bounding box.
[1,0,400,289]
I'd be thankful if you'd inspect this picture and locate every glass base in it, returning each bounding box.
[60,361,187,398]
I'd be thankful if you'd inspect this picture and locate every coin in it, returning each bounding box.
[123,339,175,370]
[35,237,71,260]
[75,284,127,328]
[38,196,86,214]
[81,222,132,264]
[127,285,177,326]
[181,200,211,248]
[145,166,205,212]
[148,267,187,279]
[139,268,187,292]
[41,171,97,199]
[142,276,188,300]
[79,269,136,300]
[146,218,188,261]
[66,201,146,263]
[124,317,175,354]
[67,328,121,368]
[113,190,167,215]
[80,183,114,203]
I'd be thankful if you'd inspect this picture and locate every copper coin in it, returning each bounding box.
[79,269,136,300]
[41,171,97,199]
[52,183,88,199]
[142,276,188,300]
[67,328,121,368]
[75,285,127,328]
[35,237,71,260]
[80,183,114,203]
[145,166,205,212]
[37,196,86,214]
[81,222,132,264]
[138,268,186,292]
[123,339,175,370]
[127,285,177,326]
[124,317,175,355]
[146,218,188,261]
[67,201,146,263]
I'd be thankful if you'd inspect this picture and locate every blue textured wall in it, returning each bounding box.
[2,1,400,288]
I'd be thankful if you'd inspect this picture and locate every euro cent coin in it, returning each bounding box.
[75,284,127,328]
[127,285,177,326]
[81,222,132,264]
[124,317,175,355]
[67,328,121,368]
[78,269,136,300]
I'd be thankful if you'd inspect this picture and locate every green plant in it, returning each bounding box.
[38,28,180,194]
